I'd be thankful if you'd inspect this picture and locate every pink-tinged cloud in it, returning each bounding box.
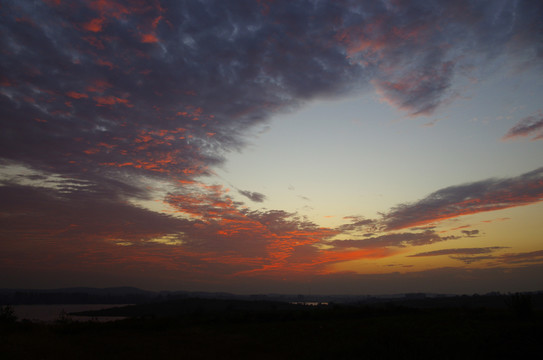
[372,61,455,117]
[2,0,543,291]
[141,33,159,43]
[383,167,543,230]
[316,247,396,271]
[82,36,105,49]
[334,11,455,116]
[502,115,543,141]
[66,91,89,99]
[86,79,112,93]
[96,58,115,69]
[336,16,430,59]
[82,17,105,32]
[0,77,13,87]
[451,225,471,230]
[93,96,131,107]
[87,0,131,20]
[162,186,353,276]
[481,217,510,224]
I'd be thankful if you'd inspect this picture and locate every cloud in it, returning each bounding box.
[0,177,342,279]
[382,167,543,230]
[337,216,376,232]
[498,250,543,265]
[329,230,458,250]
[371,61,455,116]
[1,1,543,289]
[449,255,496,264]
[408,247,543,265]
[461,229,479,237]
[408,247,507,257]
[238,189,266,203]
[1,0,541,191]
[0,182,193,275]
[502,115,543,141]
[334,0,543,116]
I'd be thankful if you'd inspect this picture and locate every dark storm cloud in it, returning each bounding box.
[238,189,266,203]
[502,115,543,141]
[382,167,543,230]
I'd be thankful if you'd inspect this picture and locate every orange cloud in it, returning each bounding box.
[87,0,131,20]
[82,17,105,32]
[141,33,159,43]
[82,36,105,49]
[0,77,13,87]
[319,247,395,266]
[86,79,112,93]
[66,91,89,99]
[93,96,131,107]
[96,58,115,69]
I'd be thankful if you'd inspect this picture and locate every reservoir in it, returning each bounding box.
[12,304,128,322]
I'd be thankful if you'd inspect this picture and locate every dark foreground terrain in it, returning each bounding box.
[1,295,542,359]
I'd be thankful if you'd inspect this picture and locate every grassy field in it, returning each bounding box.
[1,299,542,359]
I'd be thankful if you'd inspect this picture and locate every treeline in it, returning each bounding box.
[2,287,542,310]
[2,297,542,360]
[72,293,543,323]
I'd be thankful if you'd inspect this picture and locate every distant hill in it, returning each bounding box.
[1,287,542,310]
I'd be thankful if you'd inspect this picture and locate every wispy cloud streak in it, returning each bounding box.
[408,247,507,257]
[383,167,543,230]
[238,189,266,203]
[408,247,543,266]
[502,115,543,141]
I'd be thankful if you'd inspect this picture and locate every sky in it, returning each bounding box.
[1,0,542,295]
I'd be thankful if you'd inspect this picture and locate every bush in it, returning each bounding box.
[0,305,17,323]
[505,293,533,320]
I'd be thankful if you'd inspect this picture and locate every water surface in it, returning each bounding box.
[12,304,128,322]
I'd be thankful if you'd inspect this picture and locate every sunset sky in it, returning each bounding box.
[1,0,542,295]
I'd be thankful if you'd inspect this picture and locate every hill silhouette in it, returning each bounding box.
[2,294,542,359]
